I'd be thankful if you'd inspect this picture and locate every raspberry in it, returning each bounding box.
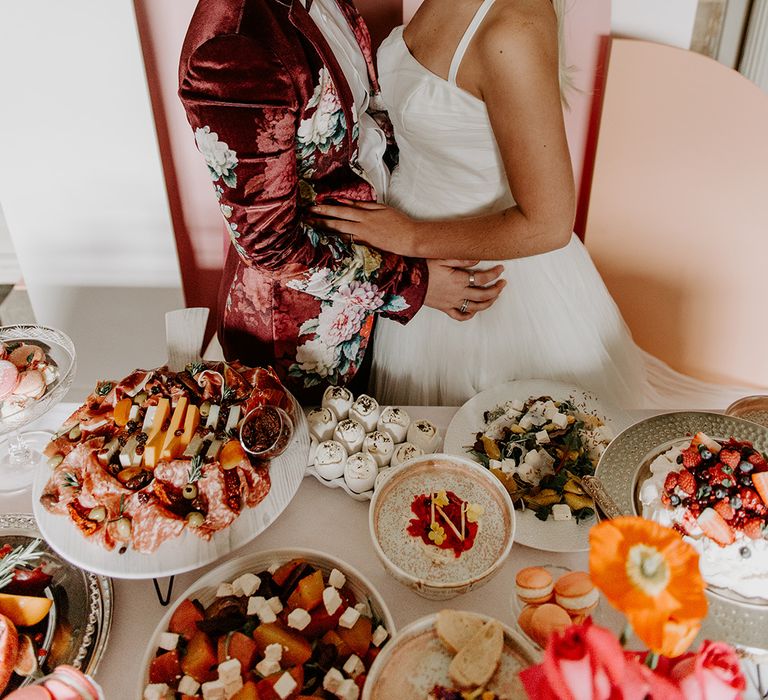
[661,492,671,506]
[719,449,741,469]
[676,470,696,496]
[748,452,768,469]
[705,465,731,486]
[681,446,703,469]
[743,519,766,540]
[664,473,679,492]
[714,500,735,521]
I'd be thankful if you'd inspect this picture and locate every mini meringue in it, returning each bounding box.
[307,407,338,443]
[344,452,378,493]
[362,430,394,468]
[406,419,440,453]
[322,386,353,420]
[349,394,381,433]
[389,442,424,468]
[333,419,366,454]
[313,440,348,480]
[377,406,411,443]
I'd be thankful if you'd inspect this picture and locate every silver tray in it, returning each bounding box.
[0,513,112,692]
[595,412,768,651]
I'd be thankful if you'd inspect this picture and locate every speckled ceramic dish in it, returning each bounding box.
[369,454,515,600]
[362,613,537,700]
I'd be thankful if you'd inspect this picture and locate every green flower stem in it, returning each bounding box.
[619,623,633,648]
[645,652,660,670]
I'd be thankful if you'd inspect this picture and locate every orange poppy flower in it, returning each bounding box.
[589,517,707,657]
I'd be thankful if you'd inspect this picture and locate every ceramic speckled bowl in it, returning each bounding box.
[369,454,515,600]
[362,613,537,700]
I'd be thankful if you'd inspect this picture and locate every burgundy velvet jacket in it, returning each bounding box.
[178,0,428,403]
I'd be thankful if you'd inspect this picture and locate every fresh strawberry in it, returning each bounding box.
[714,500,735,521]
[719,449,741,469]
[664,473,679,492]
[705,465,732,486]
[753,472,768,507]
[678,510,698,535]
[740,487,767,514]
[743,518,765,540]
[676,470,696,496]
[697,508,735,546]
[681,446,702,469]
[691,432,722,454]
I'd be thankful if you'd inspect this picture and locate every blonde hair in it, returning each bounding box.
[551,0,575,105]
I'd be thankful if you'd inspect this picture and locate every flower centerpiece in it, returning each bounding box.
[520,516,747,699]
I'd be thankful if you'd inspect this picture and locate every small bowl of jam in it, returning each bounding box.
[239,405,294,459]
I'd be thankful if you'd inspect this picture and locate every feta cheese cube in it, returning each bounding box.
[224,677,243,699]
[143,684,173,700]
[232,573,260,597]
[201,679,226,700]
[552,412,569,429]
[500,458,516,474]
[594,425,614,443]
[338,606,360,629]
[218,658,241,683]
[323,668,345,693]
[256,602,277,624]
[343,654,365,678]
[255,658,281,677]
[518,414,534,431]
[247,596,267,616]
[267,596,283,614]
[265,643,283,662]
[268,562,280,575]
[372,625,389,647]
[328,568,346,589]
[287,608,311,630]
[158,632,179,651]
[273,671,297,699]
[216,582,235,598]
[508,398,524,412]
[336,678,360,700]
[178,676,200,696]
[535,430,550,444]
[552,504,572,521]
[541,401,557,419]
[323,586,342,615]
[354,602,371,618]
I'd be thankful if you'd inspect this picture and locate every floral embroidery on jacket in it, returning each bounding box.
[286,245,409,387]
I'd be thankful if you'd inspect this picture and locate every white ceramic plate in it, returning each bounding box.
[32,396,310,579]
[443,379,632,553]
[137,547,396,700]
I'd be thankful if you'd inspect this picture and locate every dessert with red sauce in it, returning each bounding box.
[407,491,483,558]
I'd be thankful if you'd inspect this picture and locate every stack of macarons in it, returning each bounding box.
[514,566,599,647]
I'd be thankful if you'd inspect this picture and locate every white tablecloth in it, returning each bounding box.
[1,403,763,698]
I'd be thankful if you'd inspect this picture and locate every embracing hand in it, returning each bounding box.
[425,260,506,321]
[307,200,416,257]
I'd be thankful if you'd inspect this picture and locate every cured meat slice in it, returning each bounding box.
[126,494,185,554]
[196,465,238,538]
[238,461,271,508]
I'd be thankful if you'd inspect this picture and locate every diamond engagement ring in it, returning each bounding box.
[468,271,476,287]
[460,299,470,314]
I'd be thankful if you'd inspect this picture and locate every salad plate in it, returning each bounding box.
[444,380,631,552]
[0,514,112,693]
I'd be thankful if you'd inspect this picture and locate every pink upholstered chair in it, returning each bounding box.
[583,38,768,388]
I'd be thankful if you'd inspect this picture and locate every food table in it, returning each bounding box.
[1,402,765,698]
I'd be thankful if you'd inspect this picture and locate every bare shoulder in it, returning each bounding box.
[477,0,558,67]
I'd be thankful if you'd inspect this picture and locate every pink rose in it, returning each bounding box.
[669,641,746,700]
[520,622,669,700]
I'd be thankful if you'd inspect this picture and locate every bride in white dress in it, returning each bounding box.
[310,0,753,408]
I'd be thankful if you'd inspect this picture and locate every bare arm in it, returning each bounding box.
[310,6,575,260]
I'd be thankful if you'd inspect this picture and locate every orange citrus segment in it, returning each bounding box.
[0,592,53,627]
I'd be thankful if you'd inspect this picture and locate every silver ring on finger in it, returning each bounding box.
[460,299,470,314]
[468,271,476,287]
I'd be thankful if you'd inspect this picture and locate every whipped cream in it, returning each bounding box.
[641,443,768,602]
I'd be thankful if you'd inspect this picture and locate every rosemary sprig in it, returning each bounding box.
[95,381,113,397]
[62,472,80,490]
[187,454,204,483]
[186,361,205,377]
[0,539,45,590]
[222,384,236,403]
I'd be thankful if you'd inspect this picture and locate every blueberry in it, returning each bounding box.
[739,461,754,474]
[722,465,733,474]
[676,454,684,464]
[722,478,733,488]
[741,475,754,487]
[739,546,752,559]
[715,487,727,499]
[700,449,713,461]
[670,494,681,506]
[730,496,743,510]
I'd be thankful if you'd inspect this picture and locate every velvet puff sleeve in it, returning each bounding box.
[179,33,427,323]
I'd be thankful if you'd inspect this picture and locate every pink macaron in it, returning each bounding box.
[12,370,46,400]
[8,344,44,369]
[0,360,19,400]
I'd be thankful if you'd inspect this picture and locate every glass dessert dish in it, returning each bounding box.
[0,326,76,493]
[239,405,294,459]
[725,395,768,429]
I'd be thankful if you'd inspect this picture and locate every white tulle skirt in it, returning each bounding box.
[371,235,756,409]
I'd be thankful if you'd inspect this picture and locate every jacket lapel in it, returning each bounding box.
[333,0,380,93]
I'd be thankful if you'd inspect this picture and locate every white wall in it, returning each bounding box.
[0,1,182,291]
[611,0,699,49]
[0,204,20,286]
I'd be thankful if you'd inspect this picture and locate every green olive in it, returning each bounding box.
[186,511,204,528]
[89,506,107,522]
[199,401,211,418]
[115,516,131,539]
[68,424,82,441]
[48,454,64,469]
[182,483,198,500]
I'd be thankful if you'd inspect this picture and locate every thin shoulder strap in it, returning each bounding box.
[448,0,497,85]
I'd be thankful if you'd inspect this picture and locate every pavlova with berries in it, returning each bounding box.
[640,431,768,601]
